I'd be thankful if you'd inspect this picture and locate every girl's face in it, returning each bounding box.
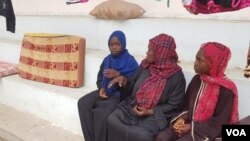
[194,49,210,75]
[109,36,122,56]
[146,45,154,63]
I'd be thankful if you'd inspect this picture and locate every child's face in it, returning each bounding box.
[109,36,122,56]
[194,49,210,75]
[146,45,154,63]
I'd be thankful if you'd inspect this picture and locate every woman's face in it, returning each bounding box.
[146,45,154,63]
[194,49,210,74]
[109,36,122,56]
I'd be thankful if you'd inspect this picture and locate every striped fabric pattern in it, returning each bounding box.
[19,33,85,88]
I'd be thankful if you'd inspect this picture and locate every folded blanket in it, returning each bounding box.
[0,61,18,78]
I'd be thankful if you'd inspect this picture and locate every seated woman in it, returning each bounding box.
[155,42,239,141]
[107,33,186,141]
[77,30,138,141]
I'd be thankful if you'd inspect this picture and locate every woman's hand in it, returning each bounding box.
[133,105,153,117]
[172,117,189,137]
[173,123,191,137]
[173,118,185,129]
[104,69,120,79]
[99,88,108,99]
[108,76,127,88]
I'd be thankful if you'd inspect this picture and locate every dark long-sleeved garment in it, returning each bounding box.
[155,74,234,141]
[107,66,186,141]
[78,61,120,141]
[0,0,15,33]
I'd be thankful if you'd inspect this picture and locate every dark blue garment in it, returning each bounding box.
[102,30,138,97]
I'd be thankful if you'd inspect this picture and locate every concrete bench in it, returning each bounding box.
[238,115,250,124]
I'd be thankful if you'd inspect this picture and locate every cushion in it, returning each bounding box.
[89,0,145,20]
[18,33,85,88]
[0,61,19,78]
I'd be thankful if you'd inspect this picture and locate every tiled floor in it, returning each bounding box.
[0,103,83,141]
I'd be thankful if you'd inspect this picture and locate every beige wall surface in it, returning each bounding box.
[12,0,250,20]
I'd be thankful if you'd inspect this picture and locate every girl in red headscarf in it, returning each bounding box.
[107,33,186,141]
[155,42,239,141]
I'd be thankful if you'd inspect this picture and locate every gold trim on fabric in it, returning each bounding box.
[23,36,82,45]
[19,62,78,80]
[25,33,67,37]
[170,111,188,124]
[20,48,79,62]
[191,81,206,141]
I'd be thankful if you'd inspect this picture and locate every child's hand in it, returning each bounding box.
[173,118,185,129]
[104,69,120,79]
[108,76,127,88]
[174,123,191,137]
[99,88,108,99]
[172,117,186,137]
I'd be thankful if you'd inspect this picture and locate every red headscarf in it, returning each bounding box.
[136,34,182,109]
[193,42,239,124]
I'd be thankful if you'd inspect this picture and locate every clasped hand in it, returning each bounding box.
[172,118,191,137]
[108,75,127,88]
[133,105,154,117]
[99,69,120,99]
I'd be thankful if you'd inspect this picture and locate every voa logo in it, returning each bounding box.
[226,129,246,136]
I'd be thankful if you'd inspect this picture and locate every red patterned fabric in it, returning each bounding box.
[183,0,250,14]
[0,61,18,78]
[193,42,239,124]
[136,34,182,109]
[19,33,85,88]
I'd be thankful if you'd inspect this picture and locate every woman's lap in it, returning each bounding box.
[108,107,159,141]
[155,127,177,141]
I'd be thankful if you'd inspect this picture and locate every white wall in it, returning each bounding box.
[1,0,250,69]
[11,0,250,20]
